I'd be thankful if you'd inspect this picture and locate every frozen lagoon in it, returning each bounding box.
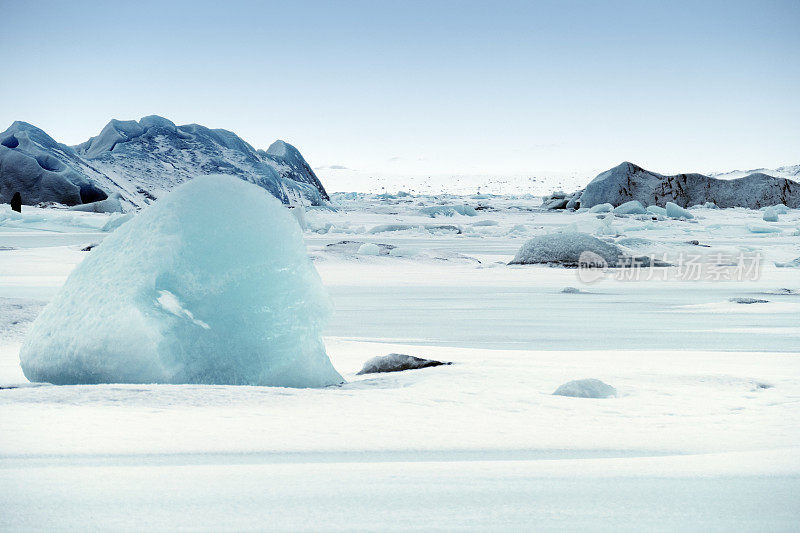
[1,195,799,530]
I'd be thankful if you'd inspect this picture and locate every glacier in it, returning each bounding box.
[0,116,329,209]
[19,175,343,387]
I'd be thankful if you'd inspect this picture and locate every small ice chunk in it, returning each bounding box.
[665,202,694,219]
[729,297,769,304]
[746,224,782,234]
[357,243,381,256]
[588,203,613,213]
[762,208,779,222]
[561,287,582,294]
[646,205,667,216]
[775,256,800,268]
[472,219,499,226]
[553,378,617,398]
[420,205,477,217]
[612,201,646,215]
[356,353,451,374]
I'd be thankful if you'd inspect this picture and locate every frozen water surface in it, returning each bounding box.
[1,191,799,529]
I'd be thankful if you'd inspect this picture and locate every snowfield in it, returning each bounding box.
[1,192,799,530]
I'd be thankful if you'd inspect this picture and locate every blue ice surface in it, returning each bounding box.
[20,175,343,387]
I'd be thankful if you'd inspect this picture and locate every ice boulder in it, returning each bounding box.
[20,175,343,387]
[665,202,694,219]
[762,208,779,222]
[356,353,451,375]
[612,200,646,215]
[553,378,617,398]
[588,203,613,213]
[509,232,625,267]
[646,205,667,216]
[357,243,381,256]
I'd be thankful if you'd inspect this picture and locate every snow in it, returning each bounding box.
[2,188,800,529]
[553,378,617,398]
[509,232,624,266]
[356,353,450,374]
[19,175,342,387]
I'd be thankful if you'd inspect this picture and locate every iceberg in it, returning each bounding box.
[665,202,694,219]
[578,162,800,209]
[612,200,646,215]
[20,175,343,387]
[553,378,617,398]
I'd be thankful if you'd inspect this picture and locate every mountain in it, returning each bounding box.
[578,162,799,209]
[0,116,328,208]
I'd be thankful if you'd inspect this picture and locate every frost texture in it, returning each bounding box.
[509,232,624,267]
[19,175,343,387]
[553,378,617,398]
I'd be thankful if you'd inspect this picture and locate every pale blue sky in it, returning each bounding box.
[2,0,798,185]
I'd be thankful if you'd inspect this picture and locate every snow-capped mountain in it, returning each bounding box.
[710,164,800,181]
[0,116,329,208]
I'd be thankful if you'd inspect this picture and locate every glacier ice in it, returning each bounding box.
[19,175,343,387]
[646,205,667,216]
[553,378,617,398]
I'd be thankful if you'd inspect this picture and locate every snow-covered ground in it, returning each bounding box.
[2,195,799,530]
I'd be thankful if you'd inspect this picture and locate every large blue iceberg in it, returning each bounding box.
[20,175,343,387]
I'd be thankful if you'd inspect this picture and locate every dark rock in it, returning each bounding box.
[10,192,21,212]
[356,353,452,375]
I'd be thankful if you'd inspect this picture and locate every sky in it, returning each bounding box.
[2,0,798,191]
